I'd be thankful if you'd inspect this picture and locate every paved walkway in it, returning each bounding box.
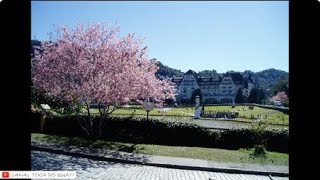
[31,141,288,177]
[32,150,288,180]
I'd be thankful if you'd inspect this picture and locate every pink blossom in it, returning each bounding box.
[32,22,175,111]
[270,91,288,102]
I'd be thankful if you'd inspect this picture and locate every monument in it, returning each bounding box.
[40,104,51,132]
[194,95,201,119]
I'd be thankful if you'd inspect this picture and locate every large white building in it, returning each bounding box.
[171,70,254,104]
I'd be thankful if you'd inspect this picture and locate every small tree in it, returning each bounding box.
[191,89,203,105]
[250,122,267,158]
[259,89,266,103]
[248,88,258,103]
[32,22,175,138]
[201,104,205,114]
[235,88,245,103]
[248,88,266,104]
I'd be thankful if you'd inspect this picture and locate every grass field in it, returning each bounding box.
[88,107,191,117]
[32,133,288,166]
[203,106,288,124]
[85,105,288,124]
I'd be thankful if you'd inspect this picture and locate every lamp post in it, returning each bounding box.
[142,101,155,120]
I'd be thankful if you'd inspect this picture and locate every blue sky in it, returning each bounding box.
[32,1,288,73]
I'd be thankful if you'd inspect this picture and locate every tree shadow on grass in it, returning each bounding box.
[38,134,145,151]
[34,134,149,163]
[104,150,149,164]
[32,150,138,171]
[89,142,149,163]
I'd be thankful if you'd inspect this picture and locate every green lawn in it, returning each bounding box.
[202,106,288,124]
[85,105,288,124]
[87,108,191,117]
[32,133,288,166]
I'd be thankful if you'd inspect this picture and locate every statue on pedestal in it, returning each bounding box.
[194,95,201,119]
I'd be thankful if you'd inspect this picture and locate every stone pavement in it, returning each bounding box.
[32,150,288,180]
[31,140,288,177]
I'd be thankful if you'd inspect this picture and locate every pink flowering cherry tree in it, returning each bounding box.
[270,91,288,102]
[32,22,175,137]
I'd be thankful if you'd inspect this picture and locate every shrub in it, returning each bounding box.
[250,122,267,146]
[252,144,267,158]
[265,128,289,152]
[248,106,254,110]
[218,128,255,149]
[31,113,288,153]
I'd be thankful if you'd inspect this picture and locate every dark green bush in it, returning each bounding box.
[265,128,289,152]
[218,128,255,149]
[252,144,267,157]
[31,113,288,153]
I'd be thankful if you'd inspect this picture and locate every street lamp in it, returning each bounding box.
[142,101,155,120]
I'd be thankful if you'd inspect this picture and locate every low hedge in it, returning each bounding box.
[31,112,288,153]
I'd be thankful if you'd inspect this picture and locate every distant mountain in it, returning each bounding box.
[153,59,184,79]
[270,73,289,96]
[197,70,218,77]
[253,68,288,94]
[31,40,288,97]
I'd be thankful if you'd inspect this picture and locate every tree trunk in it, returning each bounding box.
[76,115,91,137]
